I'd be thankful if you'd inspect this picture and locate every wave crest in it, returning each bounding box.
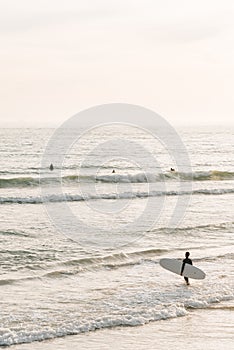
[1,170,234,189]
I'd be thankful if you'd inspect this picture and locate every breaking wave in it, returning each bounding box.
[0,170,234,188]
[0,188,234,204]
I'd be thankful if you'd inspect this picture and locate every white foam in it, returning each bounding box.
[1,187,233,205]
[0,304,188,346]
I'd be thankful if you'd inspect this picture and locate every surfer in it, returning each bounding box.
[170,168,175,172]
[49,163,54,171]
[180,252,192,285]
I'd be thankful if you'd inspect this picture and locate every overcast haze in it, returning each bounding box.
[0,0,234,127]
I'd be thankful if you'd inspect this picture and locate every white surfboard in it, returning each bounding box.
[159,258,205,280]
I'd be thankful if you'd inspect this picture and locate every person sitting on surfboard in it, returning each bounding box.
[180,252,193,285]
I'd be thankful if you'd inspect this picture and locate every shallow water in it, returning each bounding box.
[0,126,233,347]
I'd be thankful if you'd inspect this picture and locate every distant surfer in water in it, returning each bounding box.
[49,163,54,171]
[112,169,115,173]
[170,168,175,172]
[180,252,192,285]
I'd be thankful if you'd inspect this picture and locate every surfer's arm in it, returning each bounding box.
[180,261,185,275]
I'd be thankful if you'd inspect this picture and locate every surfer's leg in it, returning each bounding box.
[184,277,190,285]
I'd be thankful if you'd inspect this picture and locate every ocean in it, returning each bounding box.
[0,120,234,349]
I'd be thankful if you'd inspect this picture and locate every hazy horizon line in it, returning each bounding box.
[1,121,233,129]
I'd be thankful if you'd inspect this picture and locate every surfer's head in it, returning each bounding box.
[185,252,190,258]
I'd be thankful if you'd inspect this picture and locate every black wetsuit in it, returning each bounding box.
[181,258,192,284]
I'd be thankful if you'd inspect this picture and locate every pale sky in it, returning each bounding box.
[0,0,234,127]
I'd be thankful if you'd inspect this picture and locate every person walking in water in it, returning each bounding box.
[180,252,192,285]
